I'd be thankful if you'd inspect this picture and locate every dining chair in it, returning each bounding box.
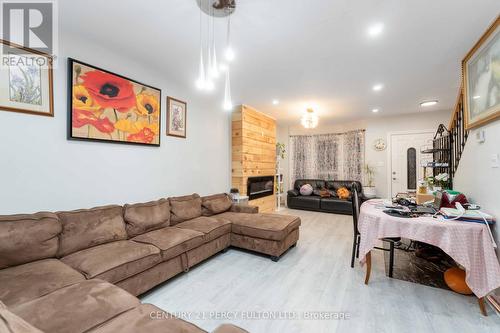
[350,184,400,278]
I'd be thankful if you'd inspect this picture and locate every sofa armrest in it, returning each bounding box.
[287,189,299,197]
[229,204,259,214]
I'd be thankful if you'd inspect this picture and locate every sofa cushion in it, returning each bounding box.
[213,324,250,333]
[0,301,44,333]
[124,199,170,237]
[287,195,321,210]
[87,304,207,333]
[57,205,127,257]
[325,180,362,194]
[61,240,161,283]
[169,194,202,225]
[217,212,301,241]
[0,259,85,307]
[320,197,352,213]
[11,279,139,333]
[175,216,232,242]
[201,193,233,216]
[132,227,205,261]
[0,212,61,269]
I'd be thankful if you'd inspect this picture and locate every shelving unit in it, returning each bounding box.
[421,124,453,188]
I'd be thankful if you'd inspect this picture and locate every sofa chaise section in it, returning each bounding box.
[218,212,301,261]
[10,279,140,333]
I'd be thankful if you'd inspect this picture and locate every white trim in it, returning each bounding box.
[386,129,435,198]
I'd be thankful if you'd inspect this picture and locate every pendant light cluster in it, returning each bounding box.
[195,0,235,111]
[301,108,319,129]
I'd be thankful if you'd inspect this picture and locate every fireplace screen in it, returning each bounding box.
[247,176,274,200]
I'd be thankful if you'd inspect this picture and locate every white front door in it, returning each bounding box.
[390,131,434,197]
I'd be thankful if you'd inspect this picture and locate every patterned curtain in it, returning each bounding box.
[289,130,365,187]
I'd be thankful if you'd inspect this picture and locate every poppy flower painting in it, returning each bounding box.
[69,59,161,146]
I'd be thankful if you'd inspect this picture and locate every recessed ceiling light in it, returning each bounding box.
[272,99,280,105]
[368,23,384,37]
[372,84,384,91]
[473,95,481,100]
[372,108,380,113]
[420,100,438,107]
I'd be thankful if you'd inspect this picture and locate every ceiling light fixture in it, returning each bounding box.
[473,95,481,100]
[301,108,319,129]
[372,108,379,113]
[195,3,206,90]
[272,99,279,105]
[224,11,235,62]
[372,83,384,91]
[368,23,384,37]
[195,0,236,108]
[223,68,233,111]
[420,100,438,107]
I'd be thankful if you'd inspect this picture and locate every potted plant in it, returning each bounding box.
[427,173,449,191]
[363,163,377,198]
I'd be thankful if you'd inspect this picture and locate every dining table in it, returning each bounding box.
[358,199,500,316]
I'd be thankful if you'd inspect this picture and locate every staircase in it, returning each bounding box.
[449,90,469,180]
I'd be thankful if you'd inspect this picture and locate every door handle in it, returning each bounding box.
[393,178,397,180]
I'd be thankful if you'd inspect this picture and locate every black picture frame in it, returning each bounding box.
[68,58,162,147]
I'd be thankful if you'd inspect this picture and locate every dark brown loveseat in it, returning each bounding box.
[0,193,300,333]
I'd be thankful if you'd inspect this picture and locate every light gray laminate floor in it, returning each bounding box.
[141,209,500,333]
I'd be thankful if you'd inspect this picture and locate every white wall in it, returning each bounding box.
[453,119,500,253]
[277,110,450,198]
[0,31,231,214]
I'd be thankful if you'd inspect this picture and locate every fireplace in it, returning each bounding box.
[247,176,274,200]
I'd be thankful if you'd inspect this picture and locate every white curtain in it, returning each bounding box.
[289,130,365,187]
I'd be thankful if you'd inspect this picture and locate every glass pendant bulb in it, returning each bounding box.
[211,39,219,79]
[224,11,235,62]
[223,69,233,110]
[195,48,206,90]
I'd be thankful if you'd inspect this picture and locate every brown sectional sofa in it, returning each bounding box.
[0,193,300,333]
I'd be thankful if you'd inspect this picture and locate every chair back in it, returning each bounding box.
[351,183,361,235]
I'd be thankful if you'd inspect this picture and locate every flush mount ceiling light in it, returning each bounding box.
[301,108,319,129]
[368,22,384,37]
[372,108,380,113]
[372,83,384,91]
[420,100,438,107]
[272,99,279,105]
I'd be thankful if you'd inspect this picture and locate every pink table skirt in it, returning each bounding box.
[358,200,500,298]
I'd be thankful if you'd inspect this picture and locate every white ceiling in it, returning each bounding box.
[60,0,500,125]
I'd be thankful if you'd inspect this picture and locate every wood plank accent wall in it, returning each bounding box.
[232,105,276,213]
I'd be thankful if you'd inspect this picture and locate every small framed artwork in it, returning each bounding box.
[69,58,161,146]
[463,16,500,130]
[166,96,187,138]
[0,39,54,117]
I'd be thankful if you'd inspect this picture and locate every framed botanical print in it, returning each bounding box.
[69,58,161,146]
[0,39,54,117]
[463,16,500,130]
[166,96,187,138]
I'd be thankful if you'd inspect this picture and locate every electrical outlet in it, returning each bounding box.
[492,154,499,168]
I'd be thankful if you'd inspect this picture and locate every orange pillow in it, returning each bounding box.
[337,187,350,200]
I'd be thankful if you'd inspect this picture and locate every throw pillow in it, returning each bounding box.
[201,193,233,216]
[300,184,313,196]
[319,189,331,198]
[337,187,351,200]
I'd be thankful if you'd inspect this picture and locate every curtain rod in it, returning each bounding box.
[289,129,366,138]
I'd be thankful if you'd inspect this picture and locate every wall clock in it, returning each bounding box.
[373,139,386,151]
